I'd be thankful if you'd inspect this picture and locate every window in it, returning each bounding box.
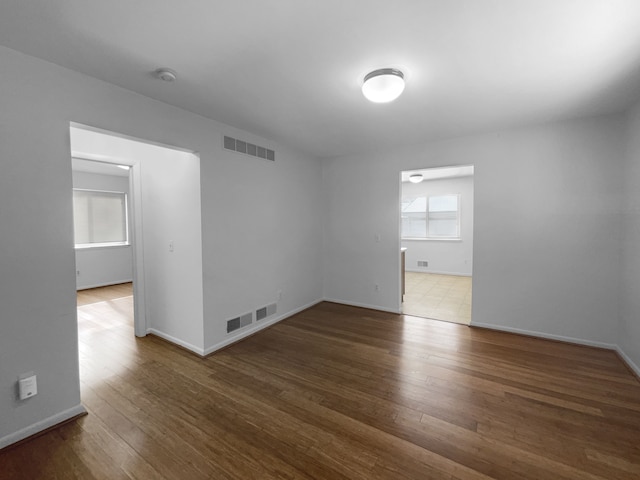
[73,189,128,247]
[401,194,460,239]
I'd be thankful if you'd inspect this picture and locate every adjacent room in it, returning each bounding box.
[2,2,640,479]
[401,166,474,325]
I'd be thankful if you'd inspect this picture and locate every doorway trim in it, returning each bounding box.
[70,123,149,337]
[399,164,475,324]
[129,162,147,336]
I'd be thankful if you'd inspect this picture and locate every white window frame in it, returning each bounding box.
[73,188,130,249]
[401,193,461,240]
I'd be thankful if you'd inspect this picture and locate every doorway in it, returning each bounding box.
[69,124,204,347]
[400,165,474,325]
[71,156,136,340]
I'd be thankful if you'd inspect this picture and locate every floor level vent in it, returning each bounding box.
[227,317,240,333]
[256,303,277,321]
[223,135,275,161]
[417,261,429,267]
[227,312,253,333]
[240,313,252,328]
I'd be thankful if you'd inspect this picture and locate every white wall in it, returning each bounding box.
[402,175,474,276]
[72,170,133,290]
[0,46,323,448]
[323,115,625,347]
[619,100,640,374]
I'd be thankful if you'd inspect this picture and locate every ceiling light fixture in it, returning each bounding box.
[155,68,177,82]
[362,68,405,103]
[409,173,423,183]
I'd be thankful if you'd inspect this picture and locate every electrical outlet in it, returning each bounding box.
[76,270,80,276]
[18,373,37,400]
[375,284,380,292]
[277,290,283,301]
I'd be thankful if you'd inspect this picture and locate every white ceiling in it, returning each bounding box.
[2,1,640,158]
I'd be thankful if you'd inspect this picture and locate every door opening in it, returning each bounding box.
[399,165,474,325]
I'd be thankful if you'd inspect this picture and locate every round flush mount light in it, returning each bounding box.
[155,68,177,82]
[409,173,423,183]
[362,68,405,103]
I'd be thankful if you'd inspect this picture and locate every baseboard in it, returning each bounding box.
[77,279,133,291]
[616,346,640,379]
[146,329,205,356]
[0,404,87,450]
[203,299,324,356]
[322,297,401,315]
[471,321,618,350]
[469,322,640,378]
[405,269,472,277]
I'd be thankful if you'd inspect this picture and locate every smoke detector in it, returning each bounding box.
[155,68,177,82]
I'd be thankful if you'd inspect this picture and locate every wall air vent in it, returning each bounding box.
[256,303,277,321]
[227,312,253,333]
[418,261,429,267]
[227,317,240,333]
[239,313,252,328]
[223,135,275,161]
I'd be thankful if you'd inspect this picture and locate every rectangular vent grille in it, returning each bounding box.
[227,312,253,333]
[256,303,277,321]
[224,135,275,161]
[227,317,240,333]
[417,261,429,267]
[239,313,252,328]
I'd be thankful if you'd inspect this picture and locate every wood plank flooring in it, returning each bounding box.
[2,286,640,479]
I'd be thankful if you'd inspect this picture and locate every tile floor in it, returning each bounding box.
[402,272,472,325]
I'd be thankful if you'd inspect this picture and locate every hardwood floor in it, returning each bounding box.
[76,282,133,306]
[2,287,640,479]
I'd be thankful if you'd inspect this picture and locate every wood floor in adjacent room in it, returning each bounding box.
[2,285,640,479]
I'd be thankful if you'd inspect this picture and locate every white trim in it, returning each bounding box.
[203,299,323,356]
[76,279,133,291]
[405,268,472,277]
[146,329,205,356]
[75,243,131,250]
[401,238,462,242]
[0,404,86,450]
[616,346,640,378]
[130,163,147,338]
[322,297,401,315]
[470,321,618,350]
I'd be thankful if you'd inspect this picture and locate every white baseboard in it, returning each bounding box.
[0,404,86,450]
[146,329,205,356]
[322,297,401,315]
[471,321,618,350]
[203,299,324,356]
[77,279,133,291]
[405,269,472,277]
[616,346,640,378]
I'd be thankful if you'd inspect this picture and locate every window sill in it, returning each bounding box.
[402,237,462,242]
[75,243,131,250]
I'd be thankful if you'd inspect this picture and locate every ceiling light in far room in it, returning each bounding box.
[409,173,423,183]
[155,67,177,82]
[362,68,405,103]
